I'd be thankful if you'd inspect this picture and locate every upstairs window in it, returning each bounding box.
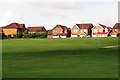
[105,28,108,32]
[53,30,57,32]
[100,29,103,32]
[94,29,97,33]
[74,30,78,33]
[115,29,117,31]
[63,29,67,33]
[84,29,87,32]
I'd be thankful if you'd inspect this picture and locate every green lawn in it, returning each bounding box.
[2,37,119,78]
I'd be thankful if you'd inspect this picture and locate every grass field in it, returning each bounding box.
[2,37,119,78]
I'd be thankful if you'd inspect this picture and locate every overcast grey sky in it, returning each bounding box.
[0,0,119,29]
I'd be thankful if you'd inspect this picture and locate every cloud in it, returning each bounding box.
[51,2,82,9]
[0,0,78,3]
[0,0,119,2]
[0,1,118,29]
[27,2,85,17]
[0,10,25,26]
[0,11,13,26]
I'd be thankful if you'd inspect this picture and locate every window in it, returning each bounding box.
[100,29,103,32]
[65,30,67,33]
[94,29,97,33]
[105,28,108,32]
[84,29,87,32]
[115,29,117,31]
[53,30,57,32]
[74,30,78,33]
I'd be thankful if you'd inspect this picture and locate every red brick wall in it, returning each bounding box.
[47,35,53,38]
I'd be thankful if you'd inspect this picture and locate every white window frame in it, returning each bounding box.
[74,29,78,33]
[84,29,87,32]
[94,29,97,33]
[115,29,117,31]
[100,29,103,32]
[65,30,67,33]
[105,28,108,32]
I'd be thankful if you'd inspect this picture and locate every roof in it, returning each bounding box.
[3,22,26,29]
[99,24,106,29]
[97,32,108,34]
[106,27,112,30]
[99,24,112,30]
[93,32,108,35]
[53,24,68,30]
[18,24,26,29]
[27,26,47,32]
[113,23,120,29]
[67,28,71,31]
[53,33,67,36]
[76,24,93,29]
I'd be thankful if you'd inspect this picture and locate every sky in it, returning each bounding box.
[0,0,119,29]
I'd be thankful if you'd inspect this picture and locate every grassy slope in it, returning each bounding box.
[2,37,118,78]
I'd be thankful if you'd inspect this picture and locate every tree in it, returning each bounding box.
[0,33,2,39]
[23,30,30,38]
[23,30,28,34]
[39,32,47,38]
[35,30,46,38]
[2,33,7,39]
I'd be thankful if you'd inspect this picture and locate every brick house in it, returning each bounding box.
[0,27,2,34]
[2,22,26,36]
[47,24,71,38]
[0,27,3,39]
[27,26,47,33]
[92,24,112,37]
[110,23,120,37]
[71,24,93,38]
[47,30,52,38]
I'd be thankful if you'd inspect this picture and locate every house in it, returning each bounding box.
[47,30,52,38]
[27,26,47,33]
[110,23,120,37]
[48,24,71,38]
[71,23,93,38]
[2,22,26,36]
[0,27,3,39]
[0,27,2,34]
[92,24,112,37]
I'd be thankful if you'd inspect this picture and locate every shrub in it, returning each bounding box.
[36,32,46,38]
[23,30,30,38]
[14,33,23,38]
[7,35,12,39]
[2,33,7,39]
[0,33,2,39]
[29,33,36,38]
[23,34,30,38]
